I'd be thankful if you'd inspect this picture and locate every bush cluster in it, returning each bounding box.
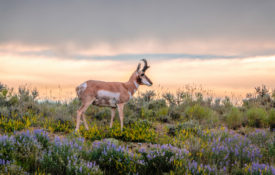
[0,130,102,175]
[2,129,274,175]
[80,120,157,143]
[1,82,275,132]
[1,83,275,174]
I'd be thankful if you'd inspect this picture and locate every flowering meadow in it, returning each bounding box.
[0,83,275,174]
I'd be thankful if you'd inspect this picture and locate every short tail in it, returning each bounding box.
[76,86,81,97]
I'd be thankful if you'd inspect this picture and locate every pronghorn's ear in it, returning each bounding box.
[136,63,141,72]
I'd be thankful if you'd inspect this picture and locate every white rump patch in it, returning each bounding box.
[128,91,132,99]
[80,82,87,89]
[77,82,87,95]
[97,90,120,100]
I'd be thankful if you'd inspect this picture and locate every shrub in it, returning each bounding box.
[43,118,74,133]
[169,122,202,148]
[1,130,103,175]
[174,160,216,175]
[246,108,268,128]
[80,121,157,143]
[40,136,102,175]
[205,132,263,171]
[247,129,273,148]
[0,135,15,162]
[80,125,106,141]
[162,92,176,106]
[0,116,26,133]
[137,144,189,175]
[225,107,243,129]
[167,125,176,136]
[185,104,212,121]
[156,107,169,117]
[169,110,181,120]
[177,120,201,132]
[0,113,38,133]
[0,85,40,118]
[40,137,102,175]
[124,117,137,125]
[148,99,167,110]
[140,107,155,119]
[94,108,110,120]
[13,131,41,172]
[84,140,136,175]
[205,112,220,128]
[33,129,51,150]
[158,115,170,123]
[268,109,275,131]
[109,121,157,143]
[267,139,275,164]
[156,107,169,122]
[243,163,275,175]
[247,129,275,164]
[0,163,28,174]
[141,90,156,102]
[0,130,44,173]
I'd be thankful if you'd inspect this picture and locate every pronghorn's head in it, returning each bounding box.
[136,59,153,86]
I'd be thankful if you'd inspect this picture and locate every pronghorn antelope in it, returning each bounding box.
[75,59,153,131]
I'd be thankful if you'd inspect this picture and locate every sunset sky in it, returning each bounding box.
[1,0,275,100]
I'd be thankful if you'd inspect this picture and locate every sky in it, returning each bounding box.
[1,0,275,100]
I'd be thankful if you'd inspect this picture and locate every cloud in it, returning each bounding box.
[1,40,275,62]
[0,0,275,57]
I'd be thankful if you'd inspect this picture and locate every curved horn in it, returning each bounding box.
[136,63,141,72]
[141,58,150,72]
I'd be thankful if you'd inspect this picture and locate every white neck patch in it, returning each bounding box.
[128,91,132,99]
[134,81,139,89]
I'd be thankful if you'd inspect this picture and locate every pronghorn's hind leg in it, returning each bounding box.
[82,114,89,130]
[117,103,125,131]
[110,107,116,128]
[76,97,94,131]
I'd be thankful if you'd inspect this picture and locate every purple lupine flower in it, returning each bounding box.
[139,148,146,153]
[79,166,82,173]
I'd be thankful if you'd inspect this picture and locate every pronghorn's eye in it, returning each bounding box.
[141,73,144,76]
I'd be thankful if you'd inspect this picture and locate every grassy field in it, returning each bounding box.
[0,83,274,174]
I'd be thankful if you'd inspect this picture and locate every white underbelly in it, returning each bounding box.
[94,90,120,107]
[97,90,120,100]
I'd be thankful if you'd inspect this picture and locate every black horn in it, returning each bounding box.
[141,59,150,72]
[136,63,141,72]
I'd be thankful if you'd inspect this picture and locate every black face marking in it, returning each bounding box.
[141,73,144,76]
[137,77,142,84]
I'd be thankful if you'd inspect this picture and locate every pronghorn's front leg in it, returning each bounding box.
[110,107,116,128]
[117,103,125,131]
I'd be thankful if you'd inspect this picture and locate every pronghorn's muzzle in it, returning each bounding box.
[142,75,153,86]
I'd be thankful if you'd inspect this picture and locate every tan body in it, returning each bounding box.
[75,59,153,131]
